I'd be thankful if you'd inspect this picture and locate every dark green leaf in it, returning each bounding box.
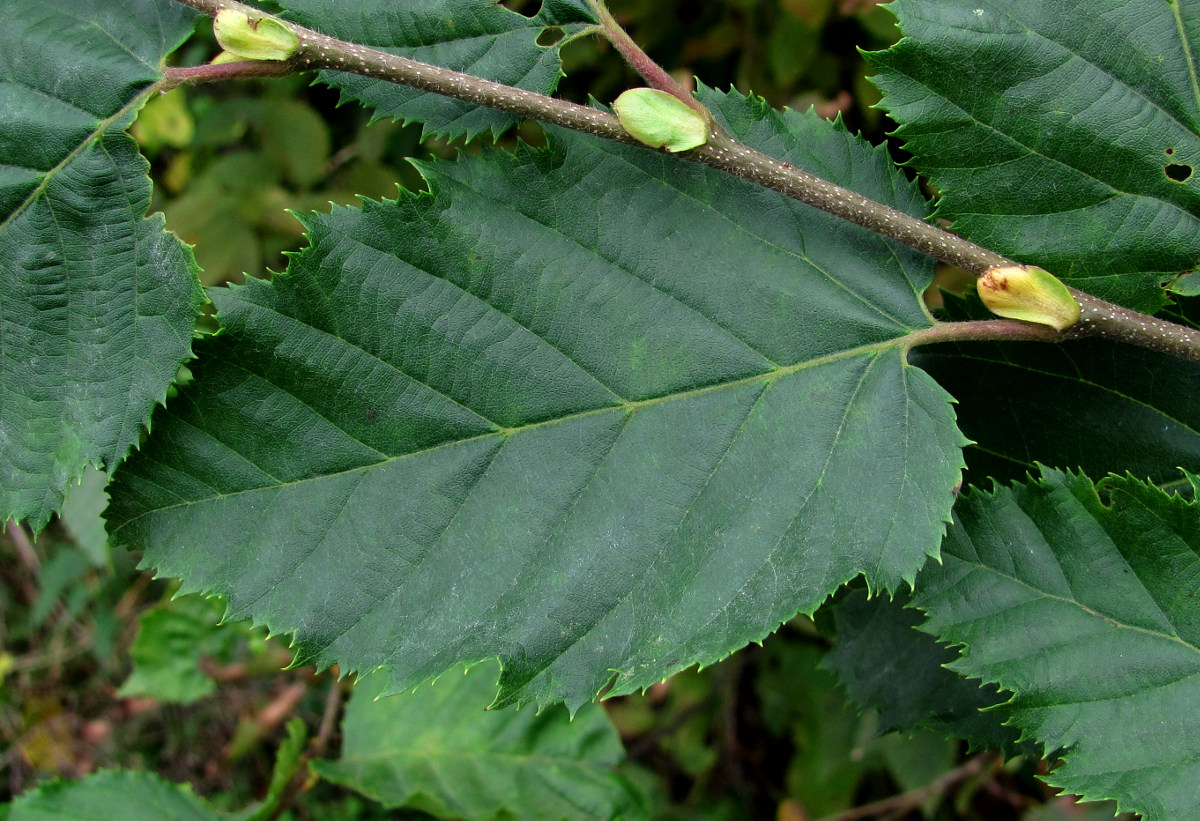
[913,295,1200,488]
[7,770,217,821]
[109,89,964,712]
[278,0,598,140]
[914,468,1200,820]
[314,662,646,820]
[822,588,1030,756]
[868,0,1200,311]
[0,0,204,531]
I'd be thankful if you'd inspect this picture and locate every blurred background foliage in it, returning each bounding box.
[1,1,1135,819]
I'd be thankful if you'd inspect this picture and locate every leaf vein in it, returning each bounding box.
[433,168,781,369]
[592,143,920,334]
[325,219,631,406]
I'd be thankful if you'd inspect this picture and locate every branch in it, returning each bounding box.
[907,319,1061,349]
[815,753,999,821]
[4,519,39,577]
[168,0,1200,362]
[1064,294,1200,361]
[161,60,292,89]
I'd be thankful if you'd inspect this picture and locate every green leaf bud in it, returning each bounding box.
[977,265,1081,330]
[613,88,709,153]
[213,9,299,62]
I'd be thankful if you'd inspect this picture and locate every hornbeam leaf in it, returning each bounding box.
[117,595,236,705]
[314,663,646,820]
[868,0,1200,311]
[108,88,966,712]
[277,0,598,141]
[914,468,1200,820]
[0,0,204,531]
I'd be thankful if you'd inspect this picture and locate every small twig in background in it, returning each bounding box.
[263,672,347,821]
[815,753,999,821]
[5,520,40,578]
[310,671,344,760]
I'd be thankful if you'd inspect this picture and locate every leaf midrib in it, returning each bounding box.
[418,148,921,373]
[624,352,887,682]
[2,1,166,231]
[0,91,151,234]
[1170,0,1200,118]
[108,333,907,531]
[933,555,1200,661]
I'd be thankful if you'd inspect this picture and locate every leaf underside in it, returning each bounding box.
[868,0,1200,311]
[914,468,1200,821]
[109,88,965,713]
[0,0,203,531]
[278,0,598,141]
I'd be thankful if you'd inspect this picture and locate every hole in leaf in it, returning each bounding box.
[1166,146,1175,155]
[537,26,565,46]
[1165,163,1192,182]
[495,0,536,16]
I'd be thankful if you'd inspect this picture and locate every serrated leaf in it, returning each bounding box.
[314,662,646,820]
[277,0,598,141]
[913,295,1200,487]
[0,0,205,531]
[822,588,1031,757]
[913,468,1200,820]
[108,88,965,712]
[867,0,1200,311]
[8,770,218,821]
